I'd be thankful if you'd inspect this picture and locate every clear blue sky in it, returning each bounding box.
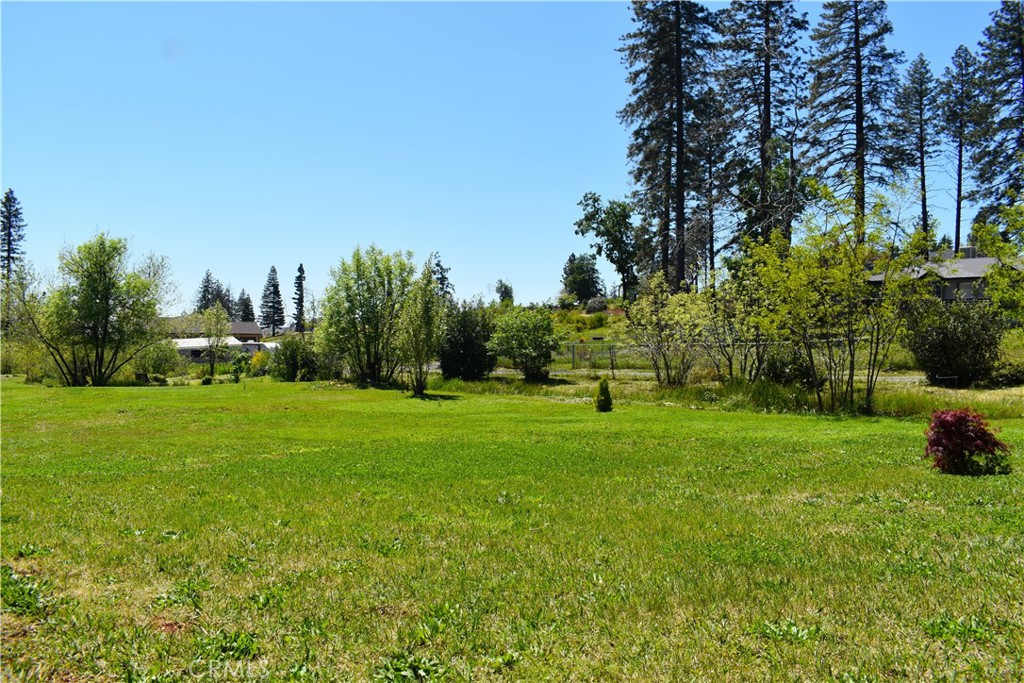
[1,1,1001,313]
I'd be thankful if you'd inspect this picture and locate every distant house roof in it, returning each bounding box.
[231,321,262,337]
[162,317,262,339]
[868,256,1018,284]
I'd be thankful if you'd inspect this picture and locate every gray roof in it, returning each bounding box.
[868,256,1018,283]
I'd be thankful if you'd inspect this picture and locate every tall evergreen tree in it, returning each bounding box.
[260,266,286,336]
[971,0,1024,226]
[293,263,306,333]
[236,289,256,323]
[690,86,738,288]
[807,0,903,232]
[888,54,941,239]
[619,0,714,290]
[194,271,235,318]
[195,270,221,312]
[939,45,982,252]
[716,0,809,243]
[1,189,27,282]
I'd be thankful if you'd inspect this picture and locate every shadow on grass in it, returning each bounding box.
[408,393,460,401]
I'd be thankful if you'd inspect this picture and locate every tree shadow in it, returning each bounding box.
[407,393,461,401]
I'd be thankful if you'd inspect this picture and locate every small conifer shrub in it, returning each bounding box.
[594,377,613,413]
[925,408,1011,475]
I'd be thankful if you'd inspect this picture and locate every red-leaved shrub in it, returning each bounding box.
[924,408,1012,475]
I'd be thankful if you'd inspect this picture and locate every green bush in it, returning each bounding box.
[132,339,180,377]
[488,307,560,381]
[438,300,497,380]
[230,354,250,383]
[269,335,318,382]
[903,297,1005,387]
[978,359,1024,388]
[249,350,271,377]
[200,376,213,386]
[594,377,612,412]
[761,343,823,390]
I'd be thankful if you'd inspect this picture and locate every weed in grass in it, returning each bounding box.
[330,559,363,575]
[196,628,261,660]
[923,613,998,643]
[153,576,211,611]
[749,618,820,643]
[249,585,286,611]
[361,536,406,557]
[223,554,255,574]
[484,650,522,671]
[159,529,190,542]
[409,603,464,645]
[119,662,181,683]
[372,651,448,682]
[14,543,52,558]
[0,564,51,618]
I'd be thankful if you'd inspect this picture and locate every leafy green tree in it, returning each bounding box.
[716,0,809,243]
[18,234,169,386]
[808,0,903,230]
[293,263,306,333]
[574,192,646,300]
[235,289,256,323]
[438,298,497,380]
[938,45,982,252]
[260,266,286,336]
[903,296,1005,387]
[625,272,696,386]
[561,253,603,305]
[495,279,514,305]
[768,186,929,412]
[972,202,1024,317]
[971,0,1024,219]
[319,245,415,383]
[201,303,231,377]
[619,0,714,289]
[399,264,445,395]
[488,307,559,381]
[888,54,941,239]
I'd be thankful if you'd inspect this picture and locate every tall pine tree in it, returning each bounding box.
[939,45,982,252]
[236,289,256,323]
[1,189,27,282]
[808,0,903,233]
[971,0,1024,228]
[293,263,306,333]
[716,0,809,243]
[260,266,286,336]
[888,54,941,239]
[619,0,714,290]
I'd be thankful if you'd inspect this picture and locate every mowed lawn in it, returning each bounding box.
[1,379,1022,682]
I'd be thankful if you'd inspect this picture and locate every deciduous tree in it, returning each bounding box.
[18,234,170,386]
[319,246,414,383]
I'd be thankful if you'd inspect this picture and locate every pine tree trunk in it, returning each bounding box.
[852,0,867,238]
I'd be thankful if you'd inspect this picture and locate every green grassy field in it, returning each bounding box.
[2,379,1022,681]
